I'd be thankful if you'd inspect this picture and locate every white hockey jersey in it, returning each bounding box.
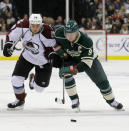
[6,19,56,66]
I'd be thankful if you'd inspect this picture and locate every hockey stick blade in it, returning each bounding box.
[55,97,65,104]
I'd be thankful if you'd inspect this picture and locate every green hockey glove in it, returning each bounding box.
[59,66,78,78]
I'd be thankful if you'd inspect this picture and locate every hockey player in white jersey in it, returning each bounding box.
[3,14,56,109]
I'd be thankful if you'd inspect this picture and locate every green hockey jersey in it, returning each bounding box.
[54,26,97,72]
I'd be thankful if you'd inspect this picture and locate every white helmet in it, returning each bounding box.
[29,14,42,25]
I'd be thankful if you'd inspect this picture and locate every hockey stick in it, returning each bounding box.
[9,34,23,52]
[55,73,72,104]
[55,75,65,104]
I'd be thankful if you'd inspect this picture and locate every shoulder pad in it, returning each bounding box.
[16,19,29,28]
[41,24,54,39]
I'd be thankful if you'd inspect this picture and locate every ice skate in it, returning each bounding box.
[72,99,80,112]
[109,100,123,110]
[7,99,25,110]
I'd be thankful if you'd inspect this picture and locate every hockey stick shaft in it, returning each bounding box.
[62,75,65,104]
[62,74,71,103]
[55,74,71,104]
[55,76,65,104]
[10,34,23,51]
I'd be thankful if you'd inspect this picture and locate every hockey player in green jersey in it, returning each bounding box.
[53,20,123,111]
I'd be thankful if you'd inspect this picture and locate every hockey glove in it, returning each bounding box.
[54,44,68,59]
[3,42,14,57]
[57,49,68,59]
[59,66,78,78]
[48,52,63,68]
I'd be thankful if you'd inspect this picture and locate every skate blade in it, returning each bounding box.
[115,108,125,111]
[7,105,24,111]
[72,107,80,113]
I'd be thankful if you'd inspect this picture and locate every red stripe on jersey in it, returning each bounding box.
[42,24,54,39]
[16,19,29,28]
[6,19,29,42]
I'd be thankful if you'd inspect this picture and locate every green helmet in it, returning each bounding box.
[64,20,79,33]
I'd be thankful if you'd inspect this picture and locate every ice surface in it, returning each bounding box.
[0,60,129,131]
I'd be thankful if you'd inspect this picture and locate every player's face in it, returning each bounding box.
[65,32,78,42]
[30,24,41,34]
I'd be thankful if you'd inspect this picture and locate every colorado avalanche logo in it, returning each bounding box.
[24,41,39,54]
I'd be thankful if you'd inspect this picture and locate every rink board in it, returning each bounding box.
[0,33,129,60]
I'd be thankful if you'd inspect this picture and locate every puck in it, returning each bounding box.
[71,119,77,122]
[55,98,57,102]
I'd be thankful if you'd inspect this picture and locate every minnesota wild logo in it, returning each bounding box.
[78,46,82,53]
[66,46,82,57]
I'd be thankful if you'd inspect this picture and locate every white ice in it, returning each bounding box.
[0,60,129,131]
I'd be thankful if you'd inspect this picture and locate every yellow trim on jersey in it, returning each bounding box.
[73,32,81,43]
[0,56,19,60]
[107,56,129,60]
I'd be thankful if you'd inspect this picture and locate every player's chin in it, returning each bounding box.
[67,39,75,43]
[32,30,39,34]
